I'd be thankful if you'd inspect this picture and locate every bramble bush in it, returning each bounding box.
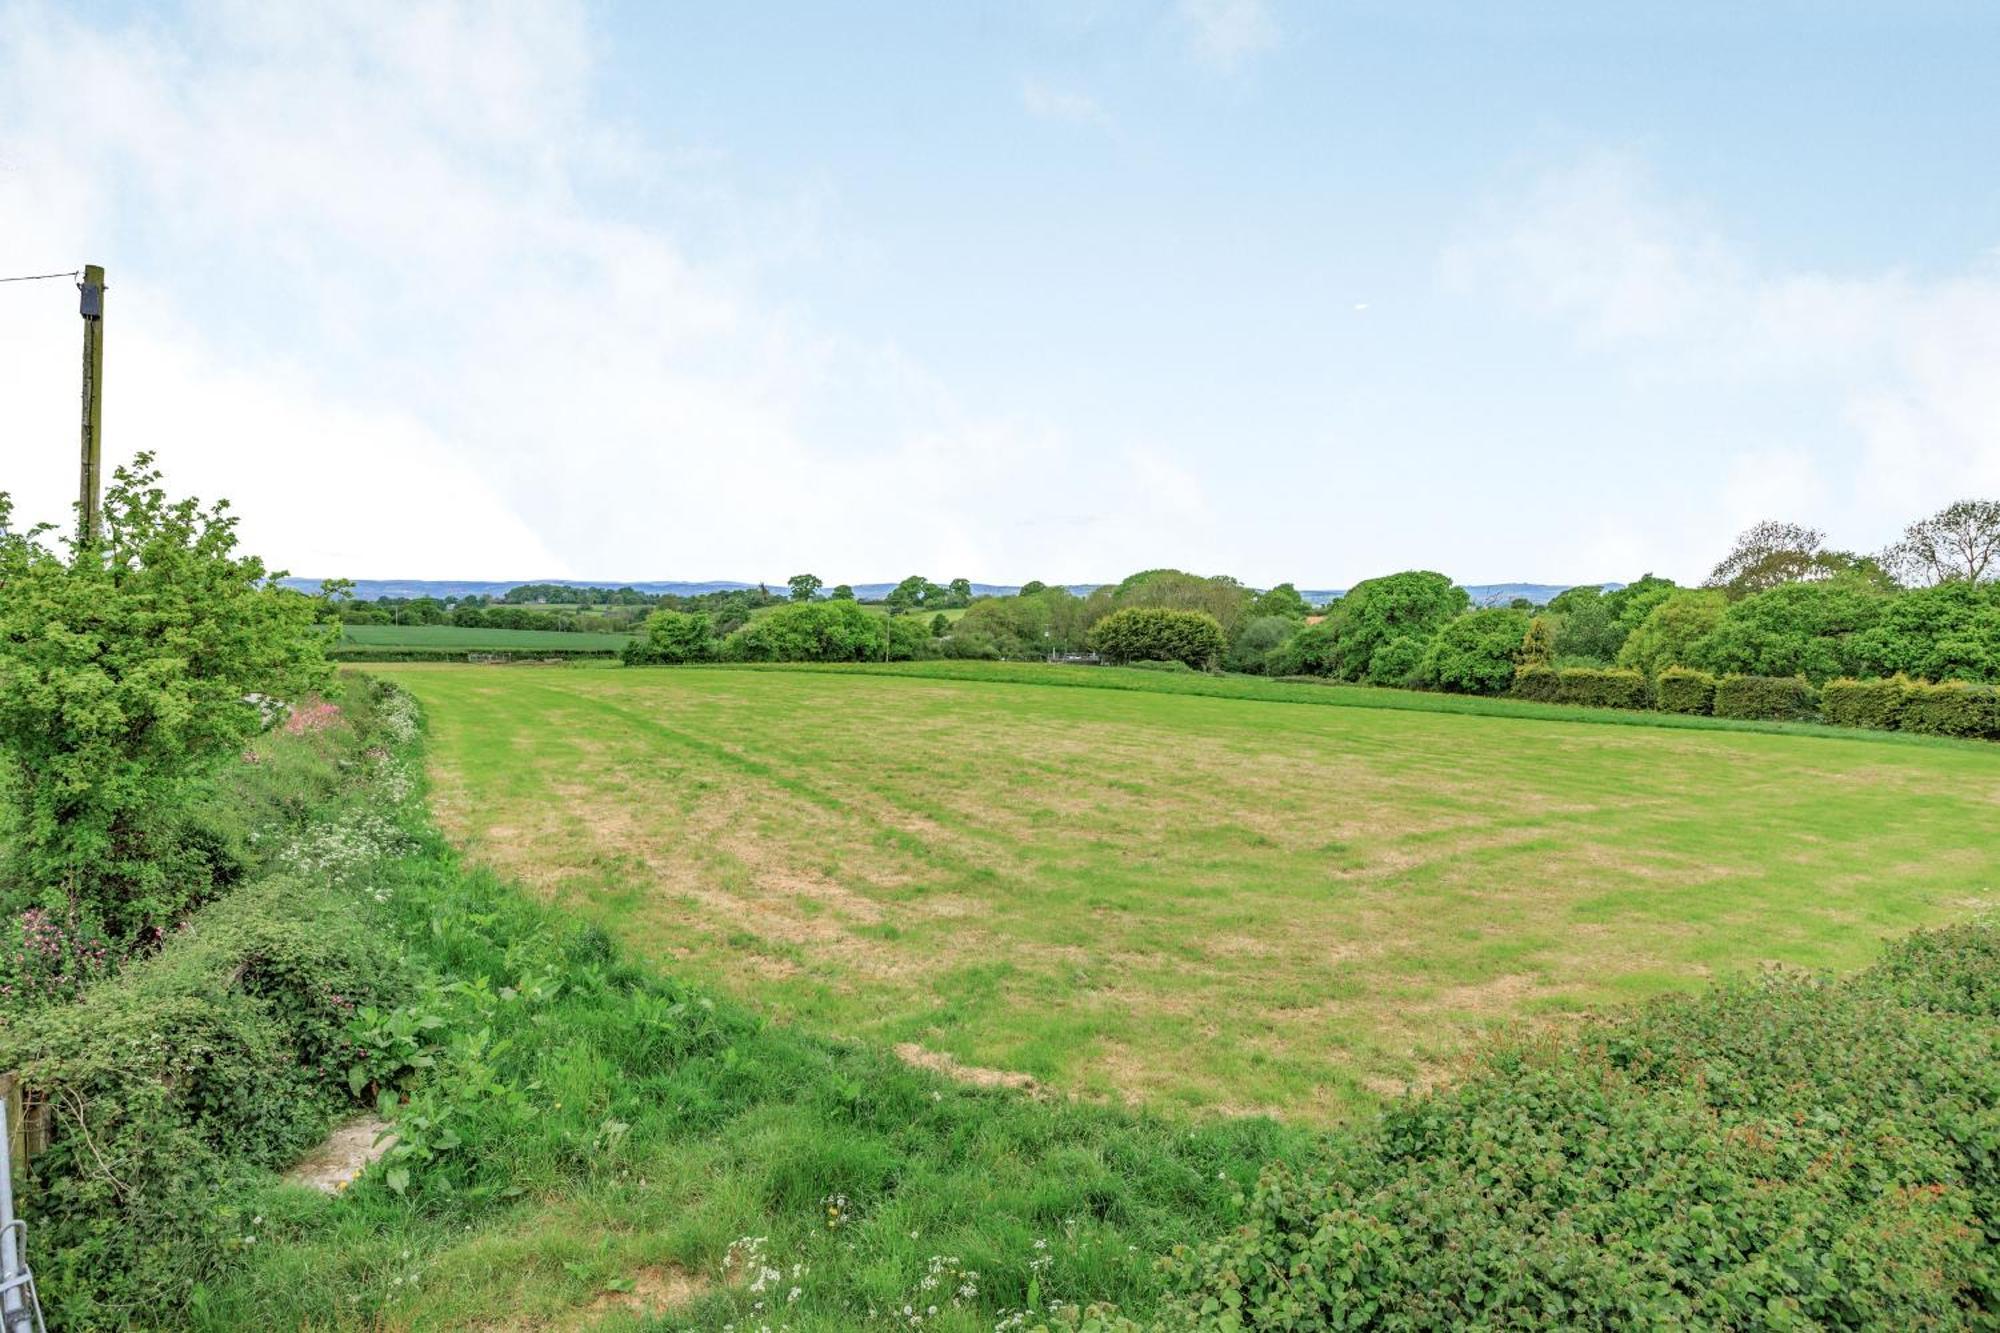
[0,455,333,938]
[1169,923,2000,1329]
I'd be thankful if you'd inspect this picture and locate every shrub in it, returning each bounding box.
[0,456,334,938]
[1170,928,2000,1328]
[1264,620,1339,677]
[1820,675,1913,730]
[1363,633,1432,688]
[1417,607,1530,695]
[621,609,715,664]
[1616,589,1727,678]
[1899,679,2000,738]
[1655,665,1716,715]
[1687,580,1890,684]
[1712,673,1818,721]
[721,600,885,662]
[1507,663,1559,701]
[1224,615,1299,674]
[1552,666,1650,710]
[1086,608,1226,669]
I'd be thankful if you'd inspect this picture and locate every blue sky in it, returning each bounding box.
[2,1,1996,586]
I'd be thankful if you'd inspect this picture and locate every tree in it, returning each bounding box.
[1616,591,1727,678]
[1319,571,1468,683]
[947,577,973,606]
[1519,616,1558,667]
[1686,580,1890,682]
[623,610,715,664]
[787,573,823,603]
[1702,523,1888,597]
[1419,608,1531,695]
[829,584,855,601]
[0,455,333,936]
[1018,580,1048,596]
[1249,582,1310,620]
[721,600,885,662]
[1885,500,2000,586]
[1086,608,1226,669]
[1225,615,1300,674]
[930,612,951,637]
[1112,569,1255,637]
[884,575,930,614]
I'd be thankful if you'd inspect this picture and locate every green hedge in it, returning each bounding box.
[1901,679,2000,738]
[1821,675,1913,730]
[1655,666,1716,715]
[1171,923,2000,1327]
[1712,673,1818,721]
[1507,663,1560,702]
[1552,666,1650,710]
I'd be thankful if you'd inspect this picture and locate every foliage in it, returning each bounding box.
[1508,663,1560,702]
[1261,620,1339,678]
[1688,579,1890,683]
[1174,930,2000,1328]
[620,609,716,665]
[1550,666,1650,710]
[829,584,856,601]
[1316,571,1468,684]
[1899,679,2000,739]
[1247,583,1310,620]
[1416,608,1529,695]
[0,455,334,937]
[1852,580,2000,683]
[1111,570,1255,638]
[787,573,823,603]
[723,600,890,663]
[1712,673,1818,722]
[1223,616,1300,675]
[1654,666,1716,715]
[1885,498,2000,586]
[1821,676,1913,731]
[1518,616,1557,668]
[1087,608,1227,669]
[1705,521,1887,597]
[1616,590,1726,678]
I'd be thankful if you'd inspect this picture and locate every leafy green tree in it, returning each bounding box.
[947,577,973,606]
[828,584,855,601]
[1322,571,1468,682]
[1263,620,1339,676]
[930,612,951,637]
[1249,582,1310,620]
[721,600,885,662]
[0,455,334,936]
[1687,579,1890,682]
[1616,591,1727,677]
[623,610,715,664]
[1086,608,1227,669]
[1018,580,1048,596]
[1224,615,1300,674]
[884,575,931,614]
[787,573,823,603]
[1852,581,2000,681]
[1112,569,1255,637]
[885,614,937,661]
[1418,607,1531,695]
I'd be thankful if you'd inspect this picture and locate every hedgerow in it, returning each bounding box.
[1551,666,1649,710]
[1655,665,1716,715]
[1713,673,1818,721]
[1900,680,2000,739]
[1170,926,2000,1329]
[1821,675,1914,730]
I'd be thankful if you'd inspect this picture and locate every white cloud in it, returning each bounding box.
[1020,77,1110,128]
[1439,151,2000,556]
[0,2,1204,582]
[1175,0,1277,74]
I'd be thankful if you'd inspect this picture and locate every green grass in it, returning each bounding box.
[336,624,636,656]
[377,659,2000,1122]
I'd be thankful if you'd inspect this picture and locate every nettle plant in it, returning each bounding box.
[0,454,334,939]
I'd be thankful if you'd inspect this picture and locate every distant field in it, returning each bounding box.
[378,660,2000,1122]
[335,624,635,656]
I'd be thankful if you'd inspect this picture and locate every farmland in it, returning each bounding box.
[381,659,2000,1122]
[333,623,636,659]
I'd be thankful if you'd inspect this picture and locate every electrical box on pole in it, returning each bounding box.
[77,264,105,547]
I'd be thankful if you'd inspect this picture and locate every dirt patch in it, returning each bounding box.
[894,1041,1042,1093]
[566,1265,706,1328]
[285,1114,395,1194]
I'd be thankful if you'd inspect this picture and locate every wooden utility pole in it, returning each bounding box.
[77,263,105,546]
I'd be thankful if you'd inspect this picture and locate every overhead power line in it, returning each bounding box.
[0,270,81,284]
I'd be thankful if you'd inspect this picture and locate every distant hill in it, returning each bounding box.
[283,577,1615,606]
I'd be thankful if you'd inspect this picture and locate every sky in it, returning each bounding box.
[2,1,1997,588]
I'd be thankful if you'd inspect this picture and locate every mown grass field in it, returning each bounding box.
[380,660,2000,1121]
[336,623,636,656]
